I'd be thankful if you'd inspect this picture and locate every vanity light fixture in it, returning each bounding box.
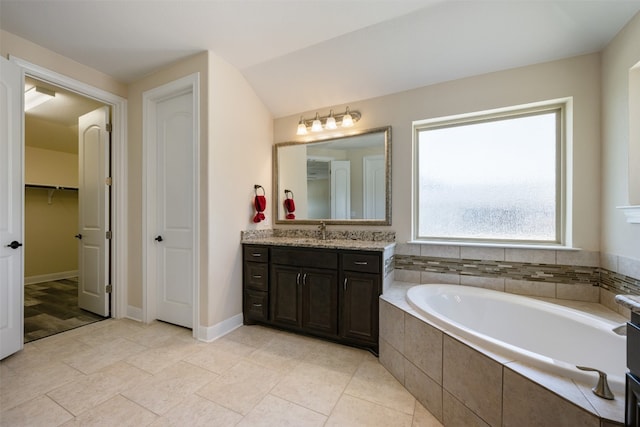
[295,106,361,135]
[25,86,55,111]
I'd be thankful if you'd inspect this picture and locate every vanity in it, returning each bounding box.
[241,233,395,354]
[615,295,640,427]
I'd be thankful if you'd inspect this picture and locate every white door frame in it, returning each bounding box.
[142,73,200,337]
[10,56,128,319]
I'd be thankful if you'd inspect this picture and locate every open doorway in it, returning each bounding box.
[23,77,109,342]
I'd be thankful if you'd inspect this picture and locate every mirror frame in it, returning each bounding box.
[274,126,392,225]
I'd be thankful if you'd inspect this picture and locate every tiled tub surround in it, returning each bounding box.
[394,244,640,318]
[379,283,628,426]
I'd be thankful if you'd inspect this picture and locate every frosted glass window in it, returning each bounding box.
[415,108,562,244]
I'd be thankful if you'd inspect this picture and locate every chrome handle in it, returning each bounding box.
[302,273,307,285]
[252,253,262,257]
[354,261,368,265]
[252,303,263,307]
[296,273,301,285]
[343,278,347,291]
[252,275,262,279]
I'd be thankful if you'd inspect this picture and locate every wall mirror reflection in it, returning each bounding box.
[274,126,391,225]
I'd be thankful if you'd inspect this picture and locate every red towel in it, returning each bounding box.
[253,195,266,223]
[284,198,295,219]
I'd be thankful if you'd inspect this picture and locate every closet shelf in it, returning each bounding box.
[25,184,78,204]
[25,184,78,191]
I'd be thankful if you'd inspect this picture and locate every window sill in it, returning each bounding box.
[407,240,580,251]
[618,205,640,224]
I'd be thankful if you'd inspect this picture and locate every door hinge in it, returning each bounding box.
[106,284,113,293]
[106,123,112,132]
[106,230,112,239]
[105,177,112,186]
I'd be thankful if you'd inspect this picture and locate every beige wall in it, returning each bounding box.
[1,30,127,98]
[274,54,602,251]
[601,11,640,261]
[24,188,78,278]
[207,52,273,326]
[25,146,78,188]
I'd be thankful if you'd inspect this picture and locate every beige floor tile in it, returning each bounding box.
[270,361,352,415]
[0,361,84,410]
[149,394,243,427]
[28,335,92,362]
[223,325,280,349]
[237,394,326,427]
[122,361,218,415]
[69,319,146,347]
[0,395,73,427]
[326,394,413,427]
[344,358,416,415]
[412,401,443,427]
[303,340,366,375]
[126,335,202,374]
[47,361,152,415]
[183,338,256,374]
[196,360,282,415]
[60,394,157,427]
[127,321,193,348]
[244,332,316,373]
[62,337,147,374]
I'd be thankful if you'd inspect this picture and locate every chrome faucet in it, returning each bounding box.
[576,366,615,400]
[318,221,327,240]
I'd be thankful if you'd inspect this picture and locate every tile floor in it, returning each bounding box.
[0,319,443,426]
[24,279,106,342]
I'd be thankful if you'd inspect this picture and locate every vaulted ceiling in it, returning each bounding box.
[2,1,640,118]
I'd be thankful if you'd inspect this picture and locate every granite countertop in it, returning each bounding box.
[241,235,395,252]
[241,229,396,251]
[615,294,640,314]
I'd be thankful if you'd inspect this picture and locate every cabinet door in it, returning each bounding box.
[271,265,301,327]
[340,271,380,345]
[627,373,640,427]
[302,267,338,337]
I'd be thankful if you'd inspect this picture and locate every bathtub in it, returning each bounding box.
[406,284,627,392]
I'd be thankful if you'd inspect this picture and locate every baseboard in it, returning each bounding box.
[126,305,143,322]
[24,270,79,285]
[197,313,243,342]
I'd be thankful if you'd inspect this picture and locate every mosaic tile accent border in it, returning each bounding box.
[395,254,640,296]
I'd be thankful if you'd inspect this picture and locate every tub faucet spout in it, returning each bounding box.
[576,366,615,400]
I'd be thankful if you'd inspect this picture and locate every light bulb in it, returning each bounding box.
[311,113,322,132]
[325,110,337,129]
[342,107,354,127]
[296,117,307,135]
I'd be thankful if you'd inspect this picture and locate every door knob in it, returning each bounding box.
[154,235,163,242]
[5,241,23,249]
[74,234,83,240]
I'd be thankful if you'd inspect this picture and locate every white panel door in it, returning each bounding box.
[154,91,194,328]
[330,160,351,220]
[78,107,110,316]
[363,155,386,219]
[0,57,24,360]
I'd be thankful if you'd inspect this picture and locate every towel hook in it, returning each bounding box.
[254,184,265,196]
[284,189,294,199]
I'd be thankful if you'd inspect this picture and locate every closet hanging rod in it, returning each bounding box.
[25,184,78,191]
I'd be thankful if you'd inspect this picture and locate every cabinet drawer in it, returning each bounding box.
[244,245,269,263]
[629,322,640,374]
[271,247,337,269]
[244,290,268,321]
[244,262,268,291]
[341,252,380,273]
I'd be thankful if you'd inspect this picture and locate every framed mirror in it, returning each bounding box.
[274,126,391,225]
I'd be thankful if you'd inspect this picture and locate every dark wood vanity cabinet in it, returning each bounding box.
[242,243,383,353]
[627,312,640,427]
